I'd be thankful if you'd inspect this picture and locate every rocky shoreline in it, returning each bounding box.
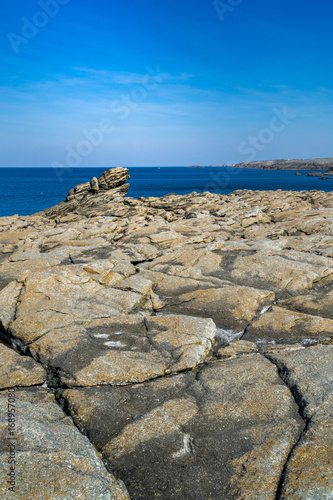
[0,168,332,499]
[234,157,333,171]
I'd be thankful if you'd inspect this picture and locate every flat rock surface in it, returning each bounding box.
[0,169,332,498]
[3,268,144,345]
[163,285,274,330]
[0,343,46,389]
[0,387,129,499]
[244,305,333,344]
[29,314,216,387]
[62,355,304,500]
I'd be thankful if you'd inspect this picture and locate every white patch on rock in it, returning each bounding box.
[171,433,194,459]
[259,304,272,316]
[93,333,110,339]
[216,328,244,343]
[256,339,277,345]
[300,338,319,347]
[104,341,127,348]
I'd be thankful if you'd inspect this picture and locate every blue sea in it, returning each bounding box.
[0,166,332,217]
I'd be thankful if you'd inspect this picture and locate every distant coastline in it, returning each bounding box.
[234,158,333,171]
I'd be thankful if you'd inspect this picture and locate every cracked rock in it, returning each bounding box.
[1,173,333,498]
[0,343,46,389]
[163,285,275,330]
[0,387,129,499]
[265,344,333,500]
[61,354,303,500]
[244,305,333,344]
[2,269,144,344]
[29,314,216,386]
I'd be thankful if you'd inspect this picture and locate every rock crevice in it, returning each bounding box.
[263,352,309,500]
[263,345,333,499]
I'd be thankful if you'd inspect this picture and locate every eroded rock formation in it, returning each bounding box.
[0,168,332,498]
[44,167,130,219]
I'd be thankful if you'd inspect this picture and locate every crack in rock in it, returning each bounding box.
[263,352,312,500]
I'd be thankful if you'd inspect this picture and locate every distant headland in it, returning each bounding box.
[234,158,333,171]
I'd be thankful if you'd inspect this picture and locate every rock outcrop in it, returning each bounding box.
[44,167,130,219]
[234,157,333,170]
[0,168,332,498]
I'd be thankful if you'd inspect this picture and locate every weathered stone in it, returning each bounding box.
[82,259,115,281]
[0,253,59,291]
[0,281,23,330]
[265,345,333,499]
[244,305,333,344]
[116,242,161,262]
[67,181,91,201]
[29,314,216,386]
[5,270,143,344]
[217,339,258,359]
[0,344,46,388]
[116,274,153,295]
[98,167,130,191]
[105,397,199,460]
[241,209,271,227]
[279,290,333,320]
[140,269,218,298]
[149,230,182,245]
[1,173,333,498]
[44,168,130,218]
[164,285,275,329]
[62,355,303,500]
[142,247,222,275]
[90,176,99,192]
[225,251,333,294]
[0,388,129,499]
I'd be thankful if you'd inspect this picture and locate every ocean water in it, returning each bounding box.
[0,166,332,217]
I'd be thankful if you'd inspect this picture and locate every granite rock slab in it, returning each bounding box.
[0,388,130,499]
[61,354,304,500]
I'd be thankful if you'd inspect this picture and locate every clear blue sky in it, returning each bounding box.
[1,0,332,167]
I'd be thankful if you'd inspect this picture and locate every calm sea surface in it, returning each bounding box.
[0,166,332,217]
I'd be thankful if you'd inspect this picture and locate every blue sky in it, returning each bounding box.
[1,0,332,167]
